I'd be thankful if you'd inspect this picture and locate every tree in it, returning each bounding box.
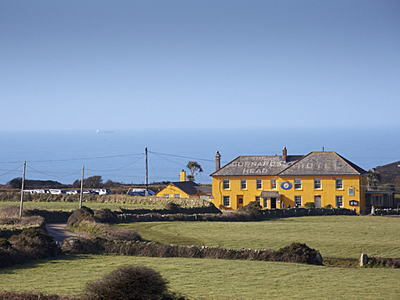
[72,175,103,188]
[186,161,203,181]
[367,169,381,190]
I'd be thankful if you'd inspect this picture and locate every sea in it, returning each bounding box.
[0,127,399,185]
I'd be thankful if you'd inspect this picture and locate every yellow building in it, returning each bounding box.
[211,148,368,214]
[155,170,212,199]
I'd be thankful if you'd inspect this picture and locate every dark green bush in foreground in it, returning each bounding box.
[0,228,60,268]
[82,265,185,300]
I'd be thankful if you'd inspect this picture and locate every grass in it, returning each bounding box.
[117,215,400,259]
[0,254,399,299]
[0,201,165,211]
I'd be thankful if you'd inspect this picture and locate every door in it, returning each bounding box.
[270,197,276,209]
[314,196,321,208]
[237,195,244,208]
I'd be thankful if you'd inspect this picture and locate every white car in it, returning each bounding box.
[93,188,112,195]
[49,189,66,195]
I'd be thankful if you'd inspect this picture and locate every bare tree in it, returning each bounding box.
[186,161,203,181]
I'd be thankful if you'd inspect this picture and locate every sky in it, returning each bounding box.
[1,0,399,131]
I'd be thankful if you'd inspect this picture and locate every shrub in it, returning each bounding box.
[67,207,95,227]
[237,201,262,213]
[165,202,181,212]
[94,209,118,223]
[0,291,77,300]
[304,202,315,208]
[276,242,322,265]
[323,204,333,209]
[9,228,59,260]
[82,265,185,300]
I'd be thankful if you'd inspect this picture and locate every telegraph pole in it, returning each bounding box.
[145,147,149,196]
[19,161,26,218]
[79,166,84,209]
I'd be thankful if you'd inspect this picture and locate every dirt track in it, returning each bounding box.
[46,223,89,243]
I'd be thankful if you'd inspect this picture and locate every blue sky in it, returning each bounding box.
[1,0,399,131]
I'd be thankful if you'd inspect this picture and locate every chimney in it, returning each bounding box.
[282,147,287,163]
[180,170,186,182]
[215,151,221,171]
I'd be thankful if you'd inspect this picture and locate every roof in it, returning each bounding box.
[211,151,366,177]
[260,190,281,198]
[210,155,302,177]
[279,151,367,176]
[170,181,211,196]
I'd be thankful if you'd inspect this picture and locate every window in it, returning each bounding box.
[255,196,260,203]
[223,196,230,206]
[271,178,277,189]
[174,194,181,198]
[223,179,230,190]
[336,196,343,207]
[294,178,302,189]
[256,179,262,189]
[371,196,383,205]
[314,178,322,189]
[241,179,247,190]
[335,178,343,189]
[294,196,302,207]
[164,194,170,198]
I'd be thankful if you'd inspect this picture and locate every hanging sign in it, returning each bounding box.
[281,181,292,190]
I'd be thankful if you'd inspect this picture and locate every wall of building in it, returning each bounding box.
[155,184,190,198]
[212,175,366,213]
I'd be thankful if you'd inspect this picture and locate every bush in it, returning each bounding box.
[323,204,333,209]
[304,202,315,208]
[94,209,118,223]
[0,291,77,300]
[237,201,262,213]
[164,202,181,212]
[67,207,94,227]
[83,265,185,300]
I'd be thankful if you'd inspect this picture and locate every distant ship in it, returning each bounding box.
[96,129,114,133]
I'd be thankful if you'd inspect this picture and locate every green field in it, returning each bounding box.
[0,254,399,300]
[1,215,400,299]
[0,201,165,211]
[117,216,400,259]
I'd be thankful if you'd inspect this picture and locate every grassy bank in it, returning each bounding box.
[117,215,400,259]
[0,254,399,299]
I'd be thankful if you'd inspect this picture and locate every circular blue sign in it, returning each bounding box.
[281,181,292,190]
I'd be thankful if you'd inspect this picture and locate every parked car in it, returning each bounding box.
[49,189,66,195]
[66,190,79,194]
[127,188,155,196]
[93,188,112,195]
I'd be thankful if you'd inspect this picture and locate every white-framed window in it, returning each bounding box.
[294,196,302,207]
[335,178,343,189]
[223,179,230,190]
[164,194,170,198]
[223,196,230,207]
[174,194,181,198]
[256,179,262,190]
[314,178,322,189]
[294,178,302,189]
[271,178,277,189]
[241,179,247,190]
[336,195,343,207]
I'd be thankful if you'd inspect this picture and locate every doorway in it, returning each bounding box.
[270,197,276,209]
[314,195,321,208]
[237,195,244,208]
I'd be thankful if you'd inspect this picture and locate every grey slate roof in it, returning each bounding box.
[171,181,211,195]
[211,151,366,177]
[210,155,302,176]
[279,151,367,176]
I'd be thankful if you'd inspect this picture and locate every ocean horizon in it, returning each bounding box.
[0,126,399,185]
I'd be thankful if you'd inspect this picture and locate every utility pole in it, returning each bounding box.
[145,147,148,196]
[79,166,84,209]
[19,161,26,218]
